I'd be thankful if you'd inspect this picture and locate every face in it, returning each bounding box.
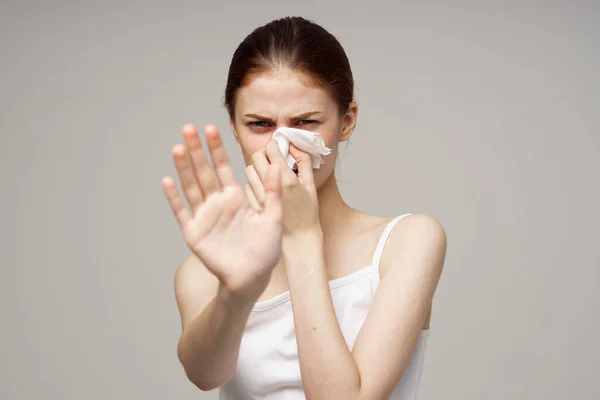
[230,69,357,189]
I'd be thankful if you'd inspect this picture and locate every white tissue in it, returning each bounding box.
[271,127,332,170]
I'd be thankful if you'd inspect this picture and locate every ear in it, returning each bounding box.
[339,101,358,143]
[230,119,240,144]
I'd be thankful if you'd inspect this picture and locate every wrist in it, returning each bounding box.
[282,227,324,253]
[218,273,270,308]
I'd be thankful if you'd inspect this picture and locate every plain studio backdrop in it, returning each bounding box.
[1,1,598,399]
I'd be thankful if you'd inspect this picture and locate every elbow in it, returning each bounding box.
[177,338,232,391]
[186,371,223,392]
[177,338,211,391]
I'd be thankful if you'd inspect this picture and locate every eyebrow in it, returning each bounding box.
[243,111,323,120]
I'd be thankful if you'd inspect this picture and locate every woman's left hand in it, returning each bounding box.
[246,140,321,236]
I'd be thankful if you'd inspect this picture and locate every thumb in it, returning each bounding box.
[288,144,315,185]
[262,164,282,220]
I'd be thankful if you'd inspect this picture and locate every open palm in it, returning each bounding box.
[162,124,283,293]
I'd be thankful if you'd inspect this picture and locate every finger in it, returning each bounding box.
[251,147,270,182]
[288,144,315,186]
[172,144,204,213]
[161,176,192,229]
[182,123,218,201]
[245,184,263,212]
[262,164,282,221]
[204,124,240,189]
[265,140,297,183]
[245,165,266,206]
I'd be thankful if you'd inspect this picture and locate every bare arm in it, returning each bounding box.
[282,214,446,400]
[162,124,283,391]
[174,254,268,391]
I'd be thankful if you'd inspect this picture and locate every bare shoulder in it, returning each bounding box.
[174,253,220,331]
[380,213,447,277]
[372,214,446,330]
[395,213,447,240]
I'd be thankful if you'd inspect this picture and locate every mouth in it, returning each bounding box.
[293,168,299,175]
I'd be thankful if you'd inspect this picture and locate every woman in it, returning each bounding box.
[162,16,447,400]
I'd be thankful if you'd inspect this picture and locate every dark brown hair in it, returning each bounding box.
[224,16,354,120]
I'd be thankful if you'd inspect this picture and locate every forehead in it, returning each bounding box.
[235,70,336,117]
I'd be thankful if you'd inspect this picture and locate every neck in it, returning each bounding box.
[316,172,356,240]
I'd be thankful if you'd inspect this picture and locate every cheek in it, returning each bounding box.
[316,122,342,148]
[239,134,271,163]
[320,129,341,161]
[313,142,338,184]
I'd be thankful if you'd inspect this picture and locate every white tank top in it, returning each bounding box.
[219,214,431,400]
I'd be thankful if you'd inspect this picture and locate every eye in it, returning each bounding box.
[296,120,318,126]
[248,121,273,130]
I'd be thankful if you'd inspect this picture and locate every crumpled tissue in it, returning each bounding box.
[271,127,331,170]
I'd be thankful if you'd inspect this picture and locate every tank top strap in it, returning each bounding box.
[370,213,412,269]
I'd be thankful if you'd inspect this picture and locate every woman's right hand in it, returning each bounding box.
[162,124,283,299]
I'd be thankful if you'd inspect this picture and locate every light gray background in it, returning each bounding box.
[1,1,598,399]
